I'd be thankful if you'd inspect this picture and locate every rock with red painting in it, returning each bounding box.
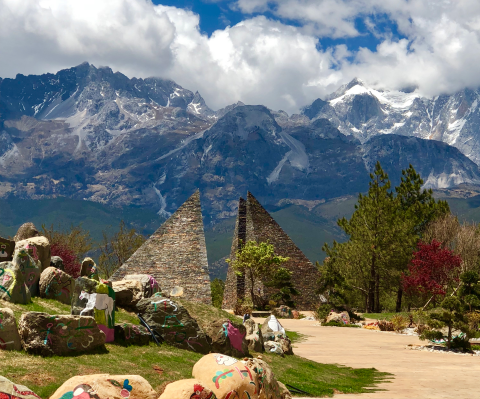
[0,375,41,399]
[18,312,106,356]
[49,374,157,399]
[114,323,151,346]
[39,267,75,305]
[0,261,32,304]
[159,379,216,399]
[15,236,51,273]
[0,237,15,263]
[204,319,249,358]
[0,308,22,351]
[12,248,41,298]
[136,295,211,353]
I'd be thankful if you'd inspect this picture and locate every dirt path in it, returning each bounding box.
[256,318,480,399]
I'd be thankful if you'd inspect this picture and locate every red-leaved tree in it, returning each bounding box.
[402,240,462,307]
[51,242,81,278]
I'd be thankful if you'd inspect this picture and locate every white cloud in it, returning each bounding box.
[2,0,480,114]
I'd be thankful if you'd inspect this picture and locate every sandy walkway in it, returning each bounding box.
[255,318,480,399]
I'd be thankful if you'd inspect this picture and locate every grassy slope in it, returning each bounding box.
[0,298,390,398]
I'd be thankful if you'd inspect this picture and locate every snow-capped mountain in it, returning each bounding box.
[1,63,480,220]
[301,78,480,165]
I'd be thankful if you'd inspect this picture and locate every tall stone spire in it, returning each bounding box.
[111,190,212,305]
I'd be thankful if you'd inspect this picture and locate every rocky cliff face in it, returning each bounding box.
[1,64,480,221]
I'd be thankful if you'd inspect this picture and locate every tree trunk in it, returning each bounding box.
[368,254,376,313]
[375,270,380,313]
[447,324,452,349]
[396,287,403,312]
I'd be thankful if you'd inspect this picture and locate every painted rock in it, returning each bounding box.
[0,237,15,262]
[18,312,106,356]
[0,308,22,351]
[244,319,264,353]
[112,280,143,310]
[261,316,285,342]
[39,267,75,305]
[15,236,51,273]
[123,274,161,298]
[192,354,259,399]
[80,258,99,281]
[272,306,293,319]
[264,341,283,355]
[242,357,283,399]
[49,374,157,399]
[0,261,32,304]
[12,249,41,298]
[204,319,249,358]
[50,256,65,271]
[274,334,293,356]
[13,222,39,242]
[159,379,216,399]
[72,277,116,343]
[136,295,211,353]
[0,375,41,399]
[114,323,150,346]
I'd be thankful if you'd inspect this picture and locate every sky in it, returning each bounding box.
[1,0,480,113]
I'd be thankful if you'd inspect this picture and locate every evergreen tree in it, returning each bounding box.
[265,267,299,308]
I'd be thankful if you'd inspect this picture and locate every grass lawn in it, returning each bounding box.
[1,298,391,398]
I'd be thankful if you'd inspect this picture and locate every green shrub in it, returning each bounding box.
[391,315,408,332]
[314,304,332,322]
[378,320,395,331]
[322,321,361,328]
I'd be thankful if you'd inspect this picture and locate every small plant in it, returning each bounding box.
[391,315,408,332]
[233,299,253,316]
[378,320,395,331]
[314,304,333,322]
[414,324,429,335]
[471,344,480,351]
[466,311,480,333]
[323,321,360,328]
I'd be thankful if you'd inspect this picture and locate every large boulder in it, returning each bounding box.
[13,223,39,242]
[18,312,106,356]
[326,311,350,325]
[243,357,284,399]
[50,256,65,271]
[272,305,294,319]
[80,257,99,281]
[244,318,264,352]
[0,308,22,351]
[0,261,31,304]
[12,248,41,297]
[136,295,211,353]
[72,277,116,343]
[123,274,161,298]
[159,379,216,399]
[49,374,157,399]
[112,280,143,310]
[39,267,75,305]
[261,315,286,341]
[0,237,15,262]
[0,375,41,399]
[114,323,151,346]
[204,319,249,357]
[15,236,51,273]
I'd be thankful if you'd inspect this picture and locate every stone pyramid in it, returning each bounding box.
[223,192,320,310]
[111,190,212,305]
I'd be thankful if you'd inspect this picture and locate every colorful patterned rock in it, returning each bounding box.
[112,280,143,310]
[15,236,51,273]
[0,261,31,304]
[244,319,264,352]
[80,257,99,281]
[71,277,116,343]
[114,323,150,346]
[123,274,161,298]
[12,248,41,297]
[136,295,211,353]
[0,237,15,262]
[0,375,41,399]
[13,223,39,242]
[18,312,106,356]
[242,357,283,399]
[159,379,216,399]
[0,308,22,351]
[204,319,249,357]
[49,374,157,399]
[39,267,75,305]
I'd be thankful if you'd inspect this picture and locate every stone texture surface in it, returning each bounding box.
[111,191,212,305]
[243,357,283,399]
[50,256,64,271]
[204,318,249,357]
[18,312,106,356]
[39,267,75,305]
[136,295,211,353]
[223,192,320,310]
[0,308,22,351]
[13,223,39,242]
[114,322,151,346]
[159,379,216,399]
[12,248,41,297]
[0,375,41,399]
[71,277,116,343]
[15,236,51,273]
[0,237,15,262]
[80,257,99,281]
[261,315,286,341]
[123,274,161,298]
[112,280,143,310]
[273,306,293,319]
[244,318,264,352]
[326,311,350,325]
[49,374,157,399]
[0,261,31,304]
